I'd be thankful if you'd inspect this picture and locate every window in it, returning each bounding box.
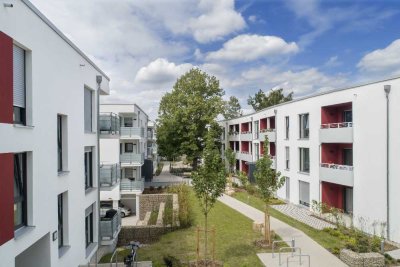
[124,117,133,127]
[254,121,259,139]
[285,146,290,170]
[125,168,134,179]
[343,149,353,166]
[57,115,63,172]
[125,143,134,153]
[299,181,310,207]
[285,177,290,200]
[299,114,309,139]
[13,45,26,125]
[84,147,93,189]
[84,88,93,132]
[85,206,94,248]
[343,110,352,123]
[58,193,64,248]
[285,116,289,139]
[299,147,310,173]
[14,152,27,230]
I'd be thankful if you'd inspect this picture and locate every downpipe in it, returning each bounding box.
[384,85,391,240]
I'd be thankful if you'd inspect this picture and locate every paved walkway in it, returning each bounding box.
[271,204,334,230]
[218,194,347,267]
[152,161,184,182]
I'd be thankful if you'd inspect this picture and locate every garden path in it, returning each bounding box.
[218,194,347,267]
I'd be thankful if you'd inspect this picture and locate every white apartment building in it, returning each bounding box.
[99,104,149,229]
[220,77,400,243]
[0,1,110,266]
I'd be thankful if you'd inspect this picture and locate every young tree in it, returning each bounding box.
[225,147,236,176]
[254,136,285,244]
[156,68,224,169]
[248,88,293,111]
[192,126,226,263]
[223,96,243,119]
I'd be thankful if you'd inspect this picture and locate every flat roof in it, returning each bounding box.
[219,75,400,122]
[101,103,149,118]
[22,0,110,81]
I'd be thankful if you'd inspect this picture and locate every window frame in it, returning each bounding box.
[85,211,93,248]
[13,45,27,125]
[57,115,63,172]
[299,147,310,173]
[125,143,134,153]
[285,116,289,139]
[58,193,64,248]
[84,148,93,189]
[14,152,27,230]
[285,146,290,170]
[84,88,93,133]
[299,113,309,139]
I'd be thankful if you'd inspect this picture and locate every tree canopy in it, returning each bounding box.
[156,68,224,168]
[223,96,242,119]
[247,88,293,111]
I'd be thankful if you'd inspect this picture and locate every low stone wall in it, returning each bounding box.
[340,249,385,267]
[139,194,173,220]
[118,225,178,245]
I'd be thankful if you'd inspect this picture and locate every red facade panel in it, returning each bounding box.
[321,182,344,210]
[0,153,15,246]
[0,32,13,124]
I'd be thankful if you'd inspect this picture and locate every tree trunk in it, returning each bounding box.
[265,203,271,245]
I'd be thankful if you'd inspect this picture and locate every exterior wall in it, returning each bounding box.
[0,1,110,266]
[220,77,400,243]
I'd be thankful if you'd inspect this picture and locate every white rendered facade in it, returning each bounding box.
[220,77,400,243]
[99,104,148,224]
[0,1,110,266]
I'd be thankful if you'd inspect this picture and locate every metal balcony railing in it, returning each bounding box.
[100,163,121,187]
[120,127,145,138]
[100,211,121,241]
[260,128,276,133]
[320,163,353,171]
[99,113,120,134]
[321,122,353,129]
[120,153,144,165]
[120,179,144,192]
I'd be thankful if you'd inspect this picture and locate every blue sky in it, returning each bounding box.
[31,0,400,119]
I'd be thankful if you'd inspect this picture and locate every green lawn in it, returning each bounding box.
[232,191,345,255]
[101,190,283,266]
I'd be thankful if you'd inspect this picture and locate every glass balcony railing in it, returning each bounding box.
[100,210,121,241]
[120,179,144,192]
[100,163,120,187]
[99,113,120,134]
[120,153,144,165]
[120,127,145,138]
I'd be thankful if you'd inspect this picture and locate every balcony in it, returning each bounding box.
[228,131,240,141]
[239,151,253,162]
[259,129,276,142]
[120,153,144,166]
[120,179,144,192]
[99,113,120,135]
[120,127,145,139]
[100,163,121,187]
[100,210,121,242]
[241,131,253,141]
[320,122,353,143]
[320,163,354,187]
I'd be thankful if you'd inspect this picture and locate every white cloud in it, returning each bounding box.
[206,34,299,62]
[357,39,400,76]
[189,0,246,43]
[324,56,341,68]
[237,65,348,96]
[135,58,193,85]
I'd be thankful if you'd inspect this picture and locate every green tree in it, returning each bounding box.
[223,96,242,119]
[254,136,285,244]
[225,147,236,177]
[156,68,224,169]
[247,88,293,111]
[192,127,226,263]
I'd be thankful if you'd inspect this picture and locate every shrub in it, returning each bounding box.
[370,236,382,252]
[155,162,164,176]
[163,255,182,267]
[245,184,258,196]
[163,197,174,226]
[167,184,194,228]
[237,171,248,187]
[345,237,357,251]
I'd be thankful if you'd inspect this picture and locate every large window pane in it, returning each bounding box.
[14,153,27,229]
[84,148,93,189]
[57,115,63,172]
[58,194,63,248]
[299,147,310,173]
[299,114,309,139]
